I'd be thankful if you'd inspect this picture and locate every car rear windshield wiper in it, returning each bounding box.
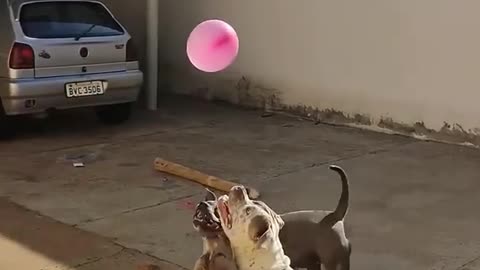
[74,24,97,41]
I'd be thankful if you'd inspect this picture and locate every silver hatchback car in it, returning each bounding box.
[0,0,143,135]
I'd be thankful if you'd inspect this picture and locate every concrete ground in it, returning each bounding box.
[0,95,479,270]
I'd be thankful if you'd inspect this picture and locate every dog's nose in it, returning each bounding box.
[231,186,243,196]
[230,186,247,202]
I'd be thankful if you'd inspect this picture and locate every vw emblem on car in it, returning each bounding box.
[79,47,89,58]
[38,50,51,59]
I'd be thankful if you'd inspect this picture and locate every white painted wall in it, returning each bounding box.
[158,1,480,135]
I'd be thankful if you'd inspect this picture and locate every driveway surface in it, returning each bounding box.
[0,95,478,270]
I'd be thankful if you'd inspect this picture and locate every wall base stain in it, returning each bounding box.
[169,73,480,148]
[283,106,480,148]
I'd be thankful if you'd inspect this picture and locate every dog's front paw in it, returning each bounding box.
[194,254,210,270]
[212,255,237,270]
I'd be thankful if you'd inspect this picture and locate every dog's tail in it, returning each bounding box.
[319,165,349,228]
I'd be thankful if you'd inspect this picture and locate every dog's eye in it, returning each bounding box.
[245,206,253,215]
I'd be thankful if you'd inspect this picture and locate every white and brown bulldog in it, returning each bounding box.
[217,186,292,270]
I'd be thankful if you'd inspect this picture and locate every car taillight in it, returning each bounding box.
[126,39,138,62]
[9,42,34,69]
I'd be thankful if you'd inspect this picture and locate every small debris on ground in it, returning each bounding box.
[261,112,274,118]
[73,162,85,168]
[282,123,294,128]
[58,150,101,165]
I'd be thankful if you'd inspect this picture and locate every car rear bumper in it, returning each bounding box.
[0,70,143,115]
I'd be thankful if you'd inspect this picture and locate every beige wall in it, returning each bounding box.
[157,1,480,145]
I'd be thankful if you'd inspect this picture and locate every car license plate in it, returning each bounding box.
[65,81,105,98]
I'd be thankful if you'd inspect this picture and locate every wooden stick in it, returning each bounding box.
[153,158,260,199]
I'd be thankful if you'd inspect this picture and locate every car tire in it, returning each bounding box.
[95,102,133,125]
[0,101,14,140]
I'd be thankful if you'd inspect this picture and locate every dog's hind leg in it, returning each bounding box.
[338,242,352,270]
[334,257,350,270]
[322,263,334,270]
[306,263,321,270]
[339,259,350,270]
[323,257,349,270]
[300,253,321,270]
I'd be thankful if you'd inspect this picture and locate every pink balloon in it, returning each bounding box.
[187,19,239,72]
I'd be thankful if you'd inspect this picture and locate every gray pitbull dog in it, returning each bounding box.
[217,186,292,270]
[280,165,351,270]
[193,165,351,270]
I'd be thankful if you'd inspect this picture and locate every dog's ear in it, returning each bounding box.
[254,200,285,230]
[272,211,285,229]
[248,215,271,249]
[205,188,217,201]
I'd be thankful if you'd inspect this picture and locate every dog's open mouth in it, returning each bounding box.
[217,196,232,229]
[193,216,221,233]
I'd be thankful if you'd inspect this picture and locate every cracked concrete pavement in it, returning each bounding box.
[0,95,479,270]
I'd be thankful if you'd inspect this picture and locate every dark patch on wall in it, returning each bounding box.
[176,74,480,147]
[437,122,480,144]
[378,118,417,133]
[285,105,480,147]
[186,76,283,112]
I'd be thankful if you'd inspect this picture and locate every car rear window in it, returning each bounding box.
[19,1,124,39]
